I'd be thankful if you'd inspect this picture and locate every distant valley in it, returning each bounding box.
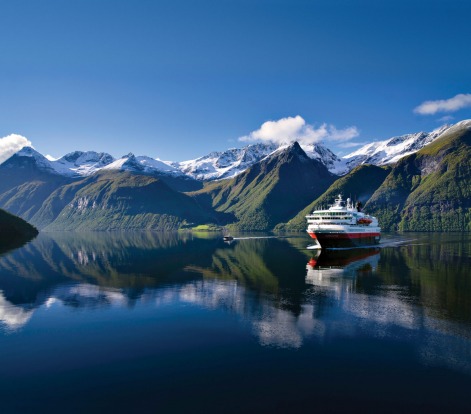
[0,120,470,232]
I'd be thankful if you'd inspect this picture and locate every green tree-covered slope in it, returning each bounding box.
[0,152,73,222]
[278,164,391,231]
[0,209,38,252]
[366,121,471,231]
[42,171,217,231]
[2,124,471,232]
[191,142,335,230]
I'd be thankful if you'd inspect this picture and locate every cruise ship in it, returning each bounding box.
[306,194,381,248]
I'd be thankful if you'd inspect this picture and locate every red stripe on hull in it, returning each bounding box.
[308,232,380,239]
[308,232,381,248]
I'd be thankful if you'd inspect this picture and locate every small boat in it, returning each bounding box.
[223,235,234,242]
[306,194,381,249]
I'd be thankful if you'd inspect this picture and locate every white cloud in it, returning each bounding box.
[239,115,359,145]
[328,126,360,142]
[414,93,471,115]
[0,134,32,164]
[337,141,366,149]
[0,292,34,330]
[437,115,455,123]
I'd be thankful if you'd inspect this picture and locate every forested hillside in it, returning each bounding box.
[0,122,470,232]
[191,142,335,230]
[366,121,471,231]
[278,164,390,231]
[0,209,38,252]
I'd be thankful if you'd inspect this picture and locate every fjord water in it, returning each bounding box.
[0,232,470,413]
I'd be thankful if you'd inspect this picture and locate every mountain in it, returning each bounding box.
[101,153,182,175]
[0,142,335,232]
[51,150,187,178]
[191,142,335,230]
[100,153,201,192]
[0,147,74,222]
[173,143,278,180]
[0,208,38,253]
[278,164,391,231]
[1,120,471,233]
[365,120,471,231]
[173,142,342,180]
[175,123,456,180]
[301,143,343,173]
[170,123,467,179]
[1,122,459,184]
[51,151,115,176]
[280,120,471,233]
[339,124,451,174]
[40,171,217,231]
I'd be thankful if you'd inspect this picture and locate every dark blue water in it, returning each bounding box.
[0,232,470,413]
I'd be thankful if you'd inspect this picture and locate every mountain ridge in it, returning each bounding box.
[40,170,218,231]
[0,120,470,232]
[339,123,452,174]
[191,142,335,230]
[365,120,471,231]
[3,121,467,181]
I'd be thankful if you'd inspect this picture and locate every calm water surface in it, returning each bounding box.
[0,232,470,413]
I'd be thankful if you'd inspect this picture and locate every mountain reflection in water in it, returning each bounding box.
[0,232,470,412]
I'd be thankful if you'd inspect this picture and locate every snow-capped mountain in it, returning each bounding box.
[102,153,182,175]
[12,147,59,173]
[172,142,341,181]
[3,120,469,181]
[301,143,342,171]
[51,151,115,176]
[338,123,453,174]
[172,143,279,180]
[9,149,182,178]
[7,143,338,181]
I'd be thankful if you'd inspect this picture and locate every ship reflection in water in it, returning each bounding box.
[305,248,380,292]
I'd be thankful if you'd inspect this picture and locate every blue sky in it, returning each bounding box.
[1,0,471,161]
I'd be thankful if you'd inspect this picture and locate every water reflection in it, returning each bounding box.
[0,232,470,372]
[306,248,380,291]
[0,292,34,330]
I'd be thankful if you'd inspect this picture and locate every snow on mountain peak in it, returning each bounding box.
[17,146,53,164]
[4,119,469,180]
[16,146,39,157]
[101,155,140,172]
[441,119,471,136]
[6,146,59,174]
[135,156,181,174]
[51,151,116,176]
[172,140,345,180]
[300,142,341,168]
[101,153,182,175]
[174,143,279,180]
[455,119,471,128]
[337,123,454,174]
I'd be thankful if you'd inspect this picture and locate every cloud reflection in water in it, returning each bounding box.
[0,232,470,376]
